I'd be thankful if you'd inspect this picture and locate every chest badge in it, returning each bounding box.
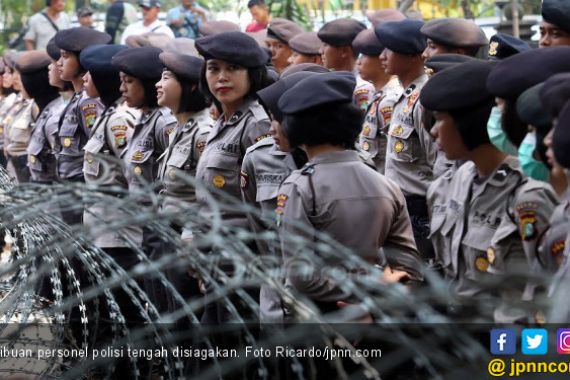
[132,151,144,161]
[29,155,37,164]
[486,247,496,265]
[168,169,177,180]
[394,140,405,153]
[362,127,370,137]
[63,137,73,148]
[393,125,404,136]
[362,141,370,151]
[134,165,142,176]
[475,256,489,272]
[212,175,225,188]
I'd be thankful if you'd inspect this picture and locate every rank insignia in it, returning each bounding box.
[63,137,73,148]
[197,141,206,154]
[424,67,434,77]
[475,256,489,272]
[212,175,225,188]
[165,127,175,136]
[240,171,249,190]
[256,134,271,142]
[276,194,288,215]
[362,141,370,151]
[489,41,499,57]
[134,166,142,175]
[132,151,144,161]
[551,239,565,266]
[362,127,371,137]
[394,140,404,153]
[486,247,496,265]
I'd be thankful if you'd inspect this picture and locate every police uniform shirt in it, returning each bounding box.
[354,74,375,111]
[122,106,176,196]
[385,74,436,197]
[27,96,64,183]
[277,150,418,304]
[6,98,36,157]
[83,99,140,248]
[539,200,569,274]
[0,93,18,149]
[3,95,28,155]
[358,77,402,173]
[195,99,271,229]
[57,91,104,180]
[158,109,213,227]
[427,156,557,322]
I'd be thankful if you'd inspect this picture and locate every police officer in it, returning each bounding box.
[194,31,271,323]
[54,27,111,224]
[375,19,437,261]
[155,51,212,315]
[287,32,323,66]
[353,28,401,173]
[19,51,63,184]
[112,46,177,313]
[0,54,21,170]
[540,0,570,48]
[487,33,530,61]
[276,71,419,318]
[264,18,304,74]
[317,18,374,111]
[422,61,558,322]
[420,18,487,60]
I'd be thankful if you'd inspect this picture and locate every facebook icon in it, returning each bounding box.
[491,329,516,355]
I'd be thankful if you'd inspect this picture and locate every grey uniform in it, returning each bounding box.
[195,99,271,231]
[6,99,35,157]
[57,91,104,180]
[122,106,175,197]
[240,138,299,322]
[353,74,375,112]
[384,74,436,197]
[157,109,212,235]
[0,93,18,150]
[548,193,570,322]
[358,77,402,173]
[83,100,139,248]
[427,157,558,322]
[27,96,64,183]
[277,150,418,310]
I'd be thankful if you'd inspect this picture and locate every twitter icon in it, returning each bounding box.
[522,329,548,355]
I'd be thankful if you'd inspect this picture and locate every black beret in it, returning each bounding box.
[288,32,322,55]
[487,33,530,60]
[542,0,570,34]
[424,54,478,76]
[266,18,304,43]
[366,9,406,27]
[554,101,570,168]
[46,37,60,60]
[80,44,128,74]
[4,52,23,70]
[280,62,329,78]
[540,73,570,118]
[198,20,240,37]
[375,20,426,55]
[257,71,319,121]
[352,29,384,56]
[317,18,366,47]
[486,47,570,101]
[15,50,51,74]
[111,46,164,80]
[54,27,112,53]
[516,83,551,134]
[159,52,203,82]
[420,60,494,111]
[164,37,198,56]
[421,18,487,48]
[195,31,267,67]
[278,71,356,114]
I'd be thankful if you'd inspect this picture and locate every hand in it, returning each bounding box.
[382,266,410,284]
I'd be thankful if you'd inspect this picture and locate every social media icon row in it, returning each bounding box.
[490,328,570,355]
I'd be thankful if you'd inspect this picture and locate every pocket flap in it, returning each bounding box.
[388,124,415,139]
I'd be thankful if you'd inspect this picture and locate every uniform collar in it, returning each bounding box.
[308,150,360,165]
[401,74,428,98]
[222,98,256,126]
[140,106,161,124]
[469,155,521,189]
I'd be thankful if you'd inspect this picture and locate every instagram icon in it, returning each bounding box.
[557,329,570,354]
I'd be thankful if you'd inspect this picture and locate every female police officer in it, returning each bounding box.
[276,71,419,319]
[193,31,272,323]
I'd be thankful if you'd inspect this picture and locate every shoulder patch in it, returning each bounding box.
[276,194,288,215]
[516,202,539,241]
[240,170,249,190]
[196,141,207,154]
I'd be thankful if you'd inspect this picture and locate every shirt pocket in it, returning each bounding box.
[429,212,456,271]
[387,124,420,163]
[204,153,239,192]
[10,117,30,143]
[257,184,280,221]
[59,114,81,155]
[83,137,105,177]
[488,222,523,275]
[462,225,496,280]
[27,137,44,171]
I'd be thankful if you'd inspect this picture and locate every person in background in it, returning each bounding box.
[0,58,18,169]
[24,0,71,51]
[287,32,323,66]
[246,0,270,33]
[167,0,207,39]
[77,6,95,29]
[420,18,488,60]
[105,0,139,44]
[265,18,303,74]
[539,0,570,48]
[121,0,174,44]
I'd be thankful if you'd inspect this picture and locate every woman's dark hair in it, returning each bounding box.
[175,73,210,114]
[21,68,59,112]
[91,71,122,108]
[501,99,528,147]
[199,63,271,114]
[448,98,495,151]
[141,77,160,109]
[282,102,364,149]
